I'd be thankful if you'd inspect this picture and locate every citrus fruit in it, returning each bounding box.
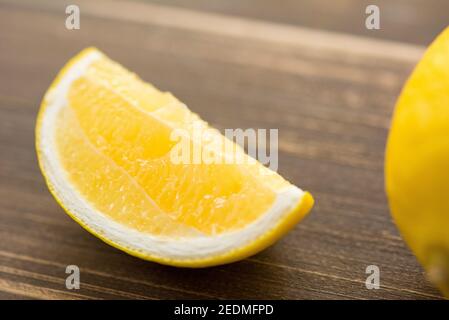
[385,27,449,296]
[36,48,314,267]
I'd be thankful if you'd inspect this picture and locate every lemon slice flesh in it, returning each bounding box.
[36,48,313,267]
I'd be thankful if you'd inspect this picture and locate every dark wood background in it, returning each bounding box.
[0,0,447,299]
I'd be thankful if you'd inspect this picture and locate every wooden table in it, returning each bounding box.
[0,0,443,299]
[149,0,449,46]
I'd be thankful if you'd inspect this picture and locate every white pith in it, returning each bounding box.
[38,51,305,260]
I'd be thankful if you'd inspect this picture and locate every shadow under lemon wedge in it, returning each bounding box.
[386,27,449,296]
[35,48,313,267]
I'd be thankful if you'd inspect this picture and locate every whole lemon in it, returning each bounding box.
[386,27,449,297]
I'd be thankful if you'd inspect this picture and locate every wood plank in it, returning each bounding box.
[0,0,443,299]
[144,0,449,46]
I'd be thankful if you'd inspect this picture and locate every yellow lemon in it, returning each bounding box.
[386,27,449,295]
[36,48,313,267]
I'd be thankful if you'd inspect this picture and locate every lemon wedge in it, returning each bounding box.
[36,48,313,267]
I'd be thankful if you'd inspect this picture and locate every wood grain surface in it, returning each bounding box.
[0,0,444,299]
[148,0,449,46]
